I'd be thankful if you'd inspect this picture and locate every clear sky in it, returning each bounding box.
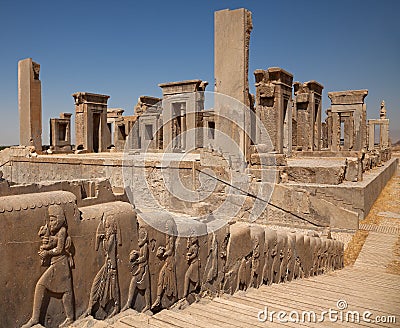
[0,0,399,145]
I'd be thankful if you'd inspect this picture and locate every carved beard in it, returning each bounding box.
[49,219,62,234]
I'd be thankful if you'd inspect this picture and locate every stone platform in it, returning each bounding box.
[69,163,400,327]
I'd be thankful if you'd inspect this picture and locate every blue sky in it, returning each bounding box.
[0,0,399,145]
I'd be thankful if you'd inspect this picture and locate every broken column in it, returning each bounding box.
[254,68,293,154]
[327,90,368,151]
[293,81,324,151]
[18,58,42,152]
[72,92,110,153]
[159,80,207,152]
[214,8,253,160]
[50,113,72,152]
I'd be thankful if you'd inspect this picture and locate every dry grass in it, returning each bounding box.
[344,230,369,266]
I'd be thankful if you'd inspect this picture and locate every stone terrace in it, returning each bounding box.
[69,163,400,328]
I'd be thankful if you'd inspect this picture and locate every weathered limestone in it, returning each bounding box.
[50,113,72,152]
[107,108,124,147]
[215,8,253,160]
[134,96,162,116]
[159,80,208,152]
[215,8,252,108]
[18,58,42,151]
[72,92,110,153]
[254,68,294,154]
[0,184,345,328]
[21,204,75,328]
[327,90,368,151]
[130,96,162,150]
[136,106,162,151]
[106,109,138,151]
[293,81,324,151]
[202,110,215,149]
[367,100,390,150]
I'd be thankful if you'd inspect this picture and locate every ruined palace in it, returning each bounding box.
[0,7,397,328]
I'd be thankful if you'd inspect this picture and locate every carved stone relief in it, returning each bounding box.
[122,226,151,313]
[82,213,122,319]
[22,205,75,328]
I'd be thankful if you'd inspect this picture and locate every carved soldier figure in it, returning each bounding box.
[263,229,278,286]
[83,214,121,318]
[151,220,177,309]
[236,254,251,291]
[122,227,151,312]
[183,236,200,297]
[250,235,261,288]
[22,205,74,328]
[201,233,218,293]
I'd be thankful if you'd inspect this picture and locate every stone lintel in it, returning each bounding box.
[267,67,293,86]
[158,79,208,96]
[60,113,72,119]
[294,80,324,95]
[328,89,368,105]
[138,95,162,106]
[202,110,215,118]
[368,118,389,125]
[72,92,110,105]
[107,108,125,118]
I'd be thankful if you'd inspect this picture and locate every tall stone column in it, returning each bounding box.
[18,58,42,151]
[214,8,253,160]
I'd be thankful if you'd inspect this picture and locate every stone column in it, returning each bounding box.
[215,8,253,160]
[254,68,293,154]
[368,121,375,150]
[293,81,323,151]
[331,112,340,151]
[18,58,42,151]
[381,120,389,148]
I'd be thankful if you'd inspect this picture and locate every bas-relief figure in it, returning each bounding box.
[83,214,122,319]
[22,205,75,328]
[236,253,252,291]
[122,227,151,312]
[18,206,345,326]
[277,232,288,283]
[202,233,218,293]
[263,229,277,286]
[151,220,177,310]
[201,227,230,295]
[286,233,296,281]
[250,234,261,288]
[184,236,201,298]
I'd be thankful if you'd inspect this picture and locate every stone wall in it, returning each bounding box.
[288,158,398,220]
[0,190,344,327]
[2,154,394,230]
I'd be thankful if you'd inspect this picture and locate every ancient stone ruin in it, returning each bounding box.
[0,7,397,328]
